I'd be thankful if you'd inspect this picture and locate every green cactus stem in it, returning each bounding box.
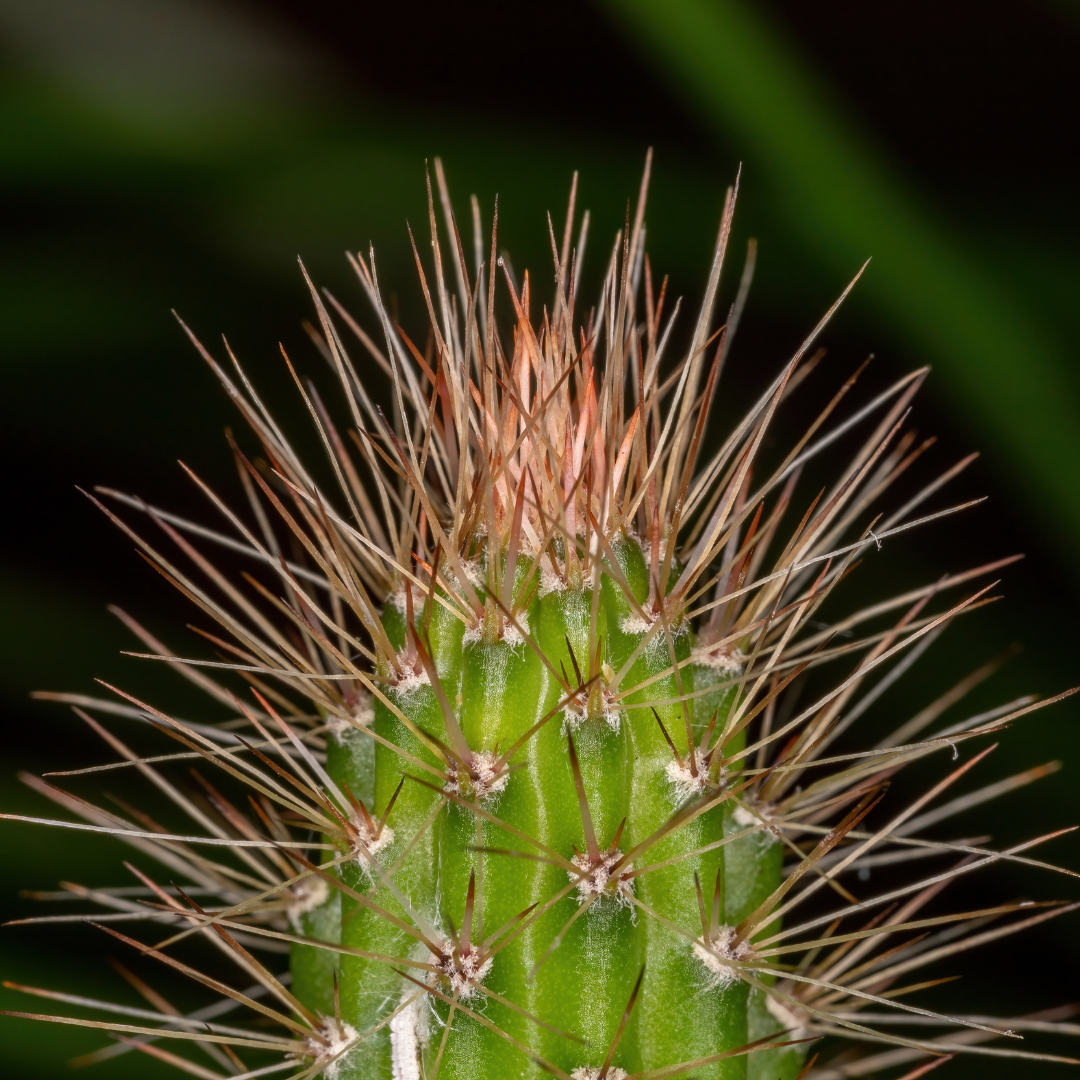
[5,155,1077,1080]
[312,537,768,1079]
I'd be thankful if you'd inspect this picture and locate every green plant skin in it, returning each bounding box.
[433,626,548,1078]
[328,723,376,809]
[290,888,341,1021]
[529,585,642,1077]
[604,550,748,1079]
[333,600,464,1076]
[288,727,369,1019]
[301,535,799,1079]
[706,677,792,1080]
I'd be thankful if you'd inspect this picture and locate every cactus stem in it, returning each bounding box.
[598,965,646,1080]
[9,155,1080,1080]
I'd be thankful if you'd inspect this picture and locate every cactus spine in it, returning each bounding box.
[307,536,767,1079]
[5,156,1077,1080]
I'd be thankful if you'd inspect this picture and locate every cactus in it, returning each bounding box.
[4,156,1079,1080]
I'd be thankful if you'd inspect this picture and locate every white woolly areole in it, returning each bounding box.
[325,714,359,740]
[389,560,483,614]
[539,561,566,597]
[286,874,329,932]
[732,802,781,845]
[353,822,394,870]
[693,925,753,989]
[310,1018,358,1080]
[449,558,484,592]
[572,1069,629,1080]
[444,750,509,802]
[431,944,493,1001]
[461,606,530,647]
[390,988,426,1080]
[695,645,747,676]
[326,695,374,739]
[620,609,657,637]
[385,581,408,614]
[538,561,595,598]
[563,694,622,733]
[619,612,689,657]
[766,994,809,1040]
[570,850,634,906]
[665,756,711,805]
[352,695,375,725]
[640,536,668,572]
[389,657,431,697]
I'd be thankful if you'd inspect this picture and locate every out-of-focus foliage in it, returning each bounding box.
[609,0,1080,552]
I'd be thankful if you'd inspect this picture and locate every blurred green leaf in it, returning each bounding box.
[604,0,1080,562]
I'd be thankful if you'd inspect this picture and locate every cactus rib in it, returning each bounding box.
[3,155,1078,1080]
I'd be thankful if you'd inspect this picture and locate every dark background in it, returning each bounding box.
[1,1,1078,1076]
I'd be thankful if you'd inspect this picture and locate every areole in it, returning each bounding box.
[3,153,1077,1080]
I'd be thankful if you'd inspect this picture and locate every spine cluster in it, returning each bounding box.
[4,155,1077,1080]
[292,535,797,1079]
